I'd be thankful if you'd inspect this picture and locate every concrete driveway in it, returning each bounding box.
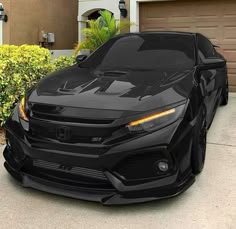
[0,95,236,229]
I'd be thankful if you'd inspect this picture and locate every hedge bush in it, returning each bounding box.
[52,55,76,71]
[0,45,75,125]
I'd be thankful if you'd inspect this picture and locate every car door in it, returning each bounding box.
[197,34,225,124]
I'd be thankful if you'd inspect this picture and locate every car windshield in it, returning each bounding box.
[80,33,196,72]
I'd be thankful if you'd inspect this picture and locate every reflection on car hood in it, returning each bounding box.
[28,65,195,112]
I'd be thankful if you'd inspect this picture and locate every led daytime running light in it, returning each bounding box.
[128,108,176,127]
[19,97,28,121]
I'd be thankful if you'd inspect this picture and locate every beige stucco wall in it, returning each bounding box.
[126,0,130,20]
[119,0,130,20]
[120,0,130,32]
[1,0,78,49]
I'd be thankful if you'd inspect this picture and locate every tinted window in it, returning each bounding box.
[81,34,195,71]
[197,34,215,58]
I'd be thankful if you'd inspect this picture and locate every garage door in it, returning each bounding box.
[140,0,236,91]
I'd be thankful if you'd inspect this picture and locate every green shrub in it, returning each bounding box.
[0,45,75,125]
[52,55,76,71]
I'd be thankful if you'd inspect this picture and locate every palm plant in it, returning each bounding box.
[74,10,131,55]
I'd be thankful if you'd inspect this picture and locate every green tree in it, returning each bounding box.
[74,10,131,55]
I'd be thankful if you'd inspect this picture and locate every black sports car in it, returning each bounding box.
[3,32,228,205]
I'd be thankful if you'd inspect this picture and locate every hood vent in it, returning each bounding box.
[100,71,127,77]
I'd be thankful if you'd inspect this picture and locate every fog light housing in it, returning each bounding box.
[157,161,169,172]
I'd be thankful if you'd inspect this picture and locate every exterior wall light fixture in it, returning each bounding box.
[0,4,8,22]
[119,0,128,18]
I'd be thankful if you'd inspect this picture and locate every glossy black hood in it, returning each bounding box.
[28,65,194,112]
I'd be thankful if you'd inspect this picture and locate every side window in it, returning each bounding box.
[197,35,215,59]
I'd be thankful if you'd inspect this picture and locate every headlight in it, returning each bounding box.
[19,97,29,121]
[127,104,185,132]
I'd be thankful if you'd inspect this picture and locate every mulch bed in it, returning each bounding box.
[0,127,6,145]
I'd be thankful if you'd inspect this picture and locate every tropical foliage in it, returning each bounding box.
[74,10,130,55]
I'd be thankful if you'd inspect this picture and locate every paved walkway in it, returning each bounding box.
[0,95,236,229]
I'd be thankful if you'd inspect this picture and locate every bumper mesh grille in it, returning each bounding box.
[33,160,107,181]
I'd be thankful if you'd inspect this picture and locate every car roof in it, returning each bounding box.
[119,31,198,37]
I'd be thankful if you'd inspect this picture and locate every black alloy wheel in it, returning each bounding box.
[221,78,229,106]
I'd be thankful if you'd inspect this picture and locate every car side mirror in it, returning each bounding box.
[199,58,225,70]
[76,55,88,64]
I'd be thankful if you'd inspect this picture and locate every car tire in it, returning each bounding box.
[221,78,229,106]
[191,108,207,175]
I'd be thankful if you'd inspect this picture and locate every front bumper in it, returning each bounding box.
[4,145,194,205]
[3,108,195,205]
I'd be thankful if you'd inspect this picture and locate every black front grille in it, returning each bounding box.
[29,118,119,144]
[27,104,128,145]
[26,135,108,154]
[30,103,115,124]
[33,159,107,181]
[32,111,114,124]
